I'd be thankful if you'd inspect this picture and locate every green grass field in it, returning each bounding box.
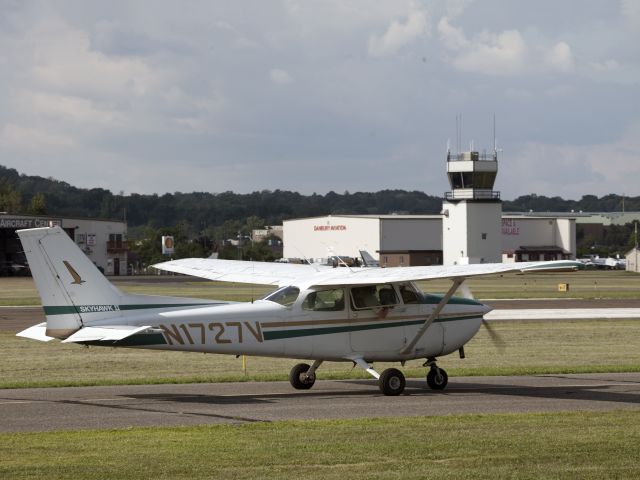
[417,269,640,299]
[1,411,639,479]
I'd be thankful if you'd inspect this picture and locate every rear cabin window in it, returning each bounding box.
[351,285,399,310]
[302,289,345,311]
[263,286,300,307]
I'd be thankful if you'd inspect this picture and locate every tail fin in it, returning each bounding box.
[359,250,380,267]
[18,226,223,341]
[17,226,124,339]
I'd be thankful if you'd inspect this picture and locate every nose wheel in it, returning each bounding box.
[426,365,448,390]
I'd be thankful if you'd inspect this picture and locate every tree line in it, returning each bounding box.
[1,164,638,262]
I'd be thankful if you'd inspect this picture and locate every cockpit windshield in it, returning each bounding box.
[262,286,300,307]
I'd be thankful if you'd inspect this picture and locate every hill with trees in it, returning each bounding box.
[1,164,637,261]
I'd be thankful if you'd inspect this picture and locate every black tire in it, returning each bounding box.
[289,363,316,390]
[426,367,448,390]
[379,368,406,396]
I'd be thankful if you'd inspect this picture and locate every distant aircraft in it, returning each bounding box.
[359,250,380,267]
[578,256,626,270]
[16,227,580,395]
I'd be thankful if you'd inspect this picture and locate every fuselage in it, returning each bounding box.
[83,282,490,362]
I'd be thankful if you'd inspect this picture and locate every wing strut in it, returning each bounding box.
[400,278,465,355]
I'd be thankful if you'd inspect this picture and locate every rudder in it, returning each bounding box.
[17,226,124,339]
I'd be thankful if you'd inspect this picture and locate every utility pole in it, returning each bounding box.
[635,221,638,273]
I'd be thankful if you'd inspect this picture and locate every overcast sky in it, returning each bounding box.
[1,0,638,200]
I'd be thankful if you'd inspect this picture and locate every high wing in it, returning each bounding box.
[151,258,328,286]
[152,257,581,289]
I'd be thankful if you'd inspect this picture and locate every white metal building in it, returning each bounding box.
[626,247,640,273]
[283,215,442,266]
[500,215,575,262]
[282,213,576,266]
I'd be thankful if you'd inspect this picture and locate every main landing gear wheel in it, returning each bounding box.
[426,367,448,390]
[379,368,406,396]
[289,363,316,390]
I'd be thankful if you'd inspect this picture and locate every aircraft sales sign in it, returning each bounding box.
[0,217,62,229]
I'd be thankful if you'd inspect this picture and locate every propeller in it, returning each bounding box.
[481,318,506,353]
[458,281,506,353]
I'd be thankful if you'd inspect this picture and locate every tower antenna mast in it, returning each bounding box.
[493,113,497,153]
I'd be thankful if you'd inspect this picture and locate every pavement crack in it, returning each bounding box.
[56,398,268,424]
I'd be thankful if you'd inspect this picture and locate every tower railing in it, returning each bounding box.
[444,190,501,200]
[447,151,497,162]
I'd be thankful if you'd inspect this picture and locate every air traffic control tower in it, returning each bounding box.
[442,149,502,265]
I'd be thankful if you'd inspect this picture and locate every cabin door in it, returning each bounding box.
[348,284,407,355]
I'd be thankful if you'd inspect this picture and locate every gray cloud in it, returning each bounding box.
[0,0,638,200]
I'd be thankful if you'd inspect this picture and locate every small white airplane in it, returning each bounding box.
[16,226,580,395]
[578,256,626,270]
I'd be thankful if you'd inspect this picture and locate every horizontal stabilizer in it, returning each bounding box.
[16,323,55,342]
[61,325,152,343]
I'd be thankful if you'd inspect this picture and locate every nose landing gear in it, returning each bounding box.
[424,358,448,390]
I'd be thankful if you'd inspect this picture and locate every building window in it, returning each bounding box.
[481,233,487,240]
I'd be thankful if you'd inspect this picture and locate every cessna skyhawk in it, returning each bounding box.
[16,226,579,395]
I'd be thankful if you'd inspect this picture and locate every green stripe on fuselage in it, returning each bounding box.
[421,294,484,306]
[262,314,481,341]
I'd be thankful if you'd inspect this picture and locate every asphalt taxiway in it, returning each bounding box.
[1,373,638,433]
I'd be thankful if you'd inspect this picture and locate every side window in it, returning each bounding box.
[302,289,345,311]
[351,285,399,310]
[378,286,397,306]
[263,286,300,307]
[398,284,420,304]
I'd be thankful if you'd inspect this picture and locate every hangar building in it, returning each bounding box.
[0,214,128,276]
[283,215,442,267]
[500,214,575,262]
[283,213,575,266]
